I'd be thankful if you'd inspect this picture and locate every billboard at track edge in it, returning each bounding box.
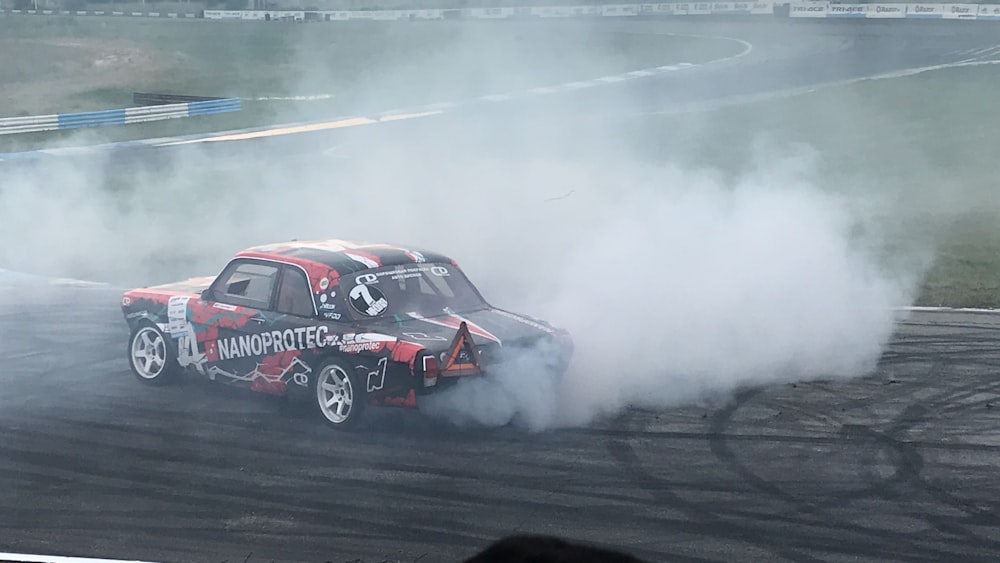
[942,3,978,18]
[601,4,641,16]
[906,3,945,17]
[868,3,906,17]
[789,2,829,17]
[710,3,753,15]
[467,7,517,18]
[640,4,679,16]
[978,3,1000,19]
[688,2,713,14]
[13,3,1000,21]
[827,4,868,17]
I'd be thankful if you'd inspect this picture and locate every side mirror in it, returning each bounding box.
[201,288,212,302]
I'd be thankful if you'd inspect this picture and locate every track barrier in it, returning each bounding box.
[0,98,241,136]
[5,3,1000,21]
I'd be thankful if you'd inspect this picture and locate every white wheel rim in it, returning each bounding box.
[131,327,167,379]
[317,365,353,424]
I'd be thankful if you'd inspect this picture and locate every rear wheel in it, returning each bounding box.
[312,359,366,429]
[128,323,178,385]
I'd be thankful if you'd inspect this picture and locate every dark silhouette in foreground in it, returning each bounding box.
[464,535,646,563]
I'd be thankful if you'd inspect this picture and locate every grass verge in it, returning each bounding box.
[624,64,1000,308]
[0,16,742,152]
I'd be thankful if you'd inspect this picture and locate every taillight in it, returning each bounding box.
[422,354,439,388]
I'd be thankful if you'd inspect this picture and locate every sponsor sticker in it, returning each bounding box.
[214,326,338,361]
[337,332,396,353]
[349,284,388,317]
[366,357,388,391]
[340,341,384,353]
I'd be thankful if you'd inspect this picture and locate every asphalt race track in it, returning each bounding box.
[4,18,1000,563]
[3,289,1000,563]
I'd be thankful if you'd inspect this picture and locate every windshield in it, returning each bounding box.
[344,263,486,319]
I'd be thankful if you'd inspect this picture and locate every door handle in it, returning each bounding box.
[250,317,266,324]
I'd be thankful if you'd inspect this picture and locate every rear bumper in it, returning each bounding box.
[414,337,573,396]
[414,373,484,395]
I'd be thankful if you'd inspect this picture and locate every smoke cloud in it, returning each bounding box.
[416,147,922,430]
[0,20,925,430]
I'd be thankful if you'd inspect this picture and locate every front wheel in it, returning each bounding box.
[312,359,366,429]
[128,323,178,385]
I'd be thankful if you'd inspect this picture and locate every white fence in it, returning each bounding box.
[6,3,1000,20]
[0,8,200,17]
[0,3,778,19]
[200,3,777,21]
[0,98,241,136]
[790,2,988,18]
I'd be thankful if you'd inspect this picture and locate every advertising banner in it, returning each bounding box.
[671,3,691,15]
[942,3,978,18]
[978,3,1000,19]
[689,2,713,14]
[906,4,945,18]
[868,3,907,17]
[827,4,867,17]
[601,4,641,15]
[789,2,829,17]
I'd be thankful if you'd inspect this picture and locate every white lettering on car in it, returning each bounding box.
[216,326,333,360]
[367,357,388,391]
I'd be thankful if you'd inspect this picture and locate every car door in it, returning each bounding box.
[262,264,325,395]
[199,259,281,387]
[200,259,320,394]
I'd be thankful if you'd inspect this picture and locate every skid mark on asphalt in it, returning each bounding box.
[606,407,827,562]
[604,312,1000,561]
[6,300,1000,560]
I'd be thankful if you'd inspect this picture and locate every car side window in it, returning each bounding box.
[276,266,314,317]
[214,261,279,310]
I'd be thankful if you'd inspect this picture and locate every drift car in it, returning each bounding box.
[122,240,573,429]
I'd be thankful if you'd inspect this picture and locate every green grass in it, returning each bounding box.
[619,65,1000,308]
[0,16,741,152]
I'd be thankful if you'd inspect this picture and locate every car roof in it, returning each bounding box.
[234,239,455,277]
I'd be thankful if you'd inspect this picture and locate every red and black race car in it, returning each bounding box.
[121,240,573,429]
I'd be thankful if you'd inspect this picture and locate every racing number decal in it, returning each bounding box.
[367,357,388,392]
[167,295,205,371]
[349,283,388,317]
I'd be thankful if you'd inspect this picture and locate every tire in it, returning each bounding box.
[311,358,366,429]
[127,323,179,385]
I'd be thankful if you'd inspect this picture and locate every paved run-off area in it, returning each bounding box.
[1,289,999,562]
